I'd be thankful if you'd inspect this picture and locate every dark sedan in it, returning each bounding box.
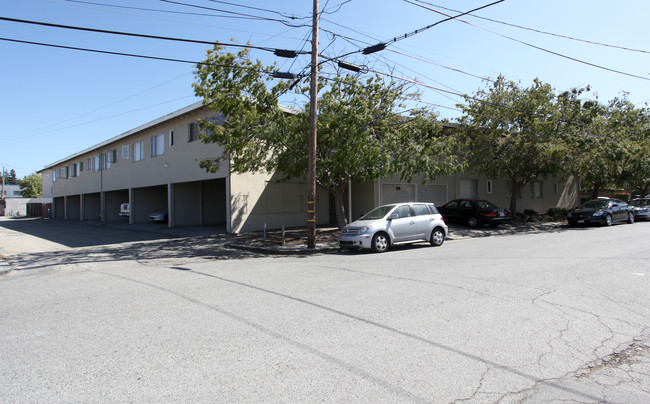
[629,198,650,221]
[567,198,634,227]
[438,199,512,227]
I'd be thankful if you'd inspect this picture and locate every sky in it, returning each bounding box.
[1,0,649,179]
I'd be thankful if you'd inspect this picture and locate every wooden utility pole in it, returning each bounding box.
[307,0,319,248]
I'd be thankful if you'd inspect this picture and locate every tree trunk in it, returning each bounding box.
[332,184,348,230]
[591,183,601,200]
[509,178,520,217]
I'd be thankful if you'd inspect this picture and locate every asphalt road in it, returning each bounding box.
[1,217,649,403]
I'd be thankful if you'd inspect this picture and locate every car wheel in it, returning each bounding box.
[627,212,634,224]
[468,216,479,228]
[371,233,390,253]
[430,228,445,247]
[605,214,613,226]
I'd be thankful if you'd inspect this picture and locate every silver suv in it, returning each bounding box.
[338,202,448,253]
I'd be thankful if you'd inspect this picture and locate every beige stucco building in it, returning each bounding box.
[39,102,330,233]
[40,102,580,232]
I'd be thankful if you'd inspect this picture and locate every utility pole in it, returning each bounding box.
[307,0,319,248]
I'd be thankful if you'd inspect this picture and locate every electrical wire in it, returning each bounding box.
[383,0,504,46]
[406,0,650,82]
[158,0,311,28]
[409,0,650,55]
[202,0,309,21]
[0,17,312,55]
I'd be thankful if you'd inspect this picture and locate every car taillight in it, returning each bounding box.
[485,212,497,217]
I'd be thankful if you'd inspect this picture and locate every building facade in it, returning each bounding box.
[40,102,579,232]
[39,102,330,233]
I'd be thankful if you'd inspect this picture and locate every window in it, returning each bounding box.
[103,151,114,170]
[79,161,83,172]
[412,204,429,216]
[70,163,77,177]
[152,134,164,157]
[530,182,543,199]
[393,205,412,218]
[133,141,144,161]
[93,155,100,171]
[188,122,198,142]
[169,129,174,147]
[52,170,56,182]
[122,145,130,160]
[486,180,493,194]
[87,158,92,171]
[59,166,69,179]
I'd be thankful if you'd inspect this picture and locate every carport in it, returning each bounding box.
[169,178,227,227]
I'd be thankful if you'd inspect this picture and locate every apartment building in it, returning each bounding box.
[39,102,330,233]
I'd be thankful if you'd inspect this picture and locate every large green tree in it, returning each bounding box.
[1,169,19,185]
[193,45,463,229]
[19,174,42,198]
[458,76,574,214]
[566,95,650,199]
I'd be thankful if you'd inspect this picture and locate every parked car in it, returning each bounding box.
[338,202,448,253]
[119,203,130,217]
[437,199,512,227]
[148,210,168,223]
[567,198,634,227]
[629,198,650,221]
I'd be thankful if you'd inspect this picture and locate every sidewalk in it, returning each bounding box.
[223,221,567,255]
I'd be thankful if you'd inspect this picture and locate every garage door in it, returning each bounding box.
[381,184,415,204]
[381,184,447,205]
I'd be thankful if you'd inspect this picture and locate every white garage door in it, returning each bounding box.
[418,184,448,206]
[381,184,447,206]
[381,184,415,204]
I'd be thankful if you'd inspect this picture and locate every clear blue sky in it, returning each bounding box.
[2,0,649,179]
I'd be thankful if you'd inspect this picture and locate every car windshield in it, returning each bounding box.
[580,200,609,210]
[475,200,499,210]
[630,199,649,206]
[359,205,395,220]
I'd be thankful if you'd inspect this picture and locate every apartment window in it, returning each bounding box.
[486,179,493,194]
[152,133,165,157]
[79,161,83,172]
[122,145,130,160]
[87,158,92,171]
[52,170,56,182]
[188,122,198,142]
[93,155,101,171]
[530,181,543,199]
[59,166,69,179]
[133,141,144,161]
[103,151,115,170]
[169,129,174,147]
[70,163,77,177]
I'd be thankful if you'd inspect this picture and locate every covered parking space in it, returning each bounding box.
[104,190,129,222]
[170,178,227,227]
[132,185,168,224]
[82,192,101,221]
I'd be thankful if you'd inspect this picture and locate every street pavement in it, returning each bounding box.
[1,216,649,403]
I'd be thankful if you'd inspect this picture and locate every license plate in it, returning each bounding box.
[578,220,585,223]
[498,212,504,217]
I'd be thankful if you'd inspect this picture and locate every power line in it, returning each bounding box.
[410,0,650,55]
[406,0,650,82]
[202,0,310,21]
[158,0,311,28]
[383,0,504,47]
[0,16,311,55]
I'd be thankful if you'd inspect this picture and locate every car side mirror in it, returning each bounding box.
[389,214,399,220]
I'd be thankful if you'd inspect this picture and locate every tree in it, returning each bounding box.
[193,45,463,229]
[19,174,42,198]
[458,76,573,214]
[1,168,19,185]
[19,174,43,198]
[566,95,650,199]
